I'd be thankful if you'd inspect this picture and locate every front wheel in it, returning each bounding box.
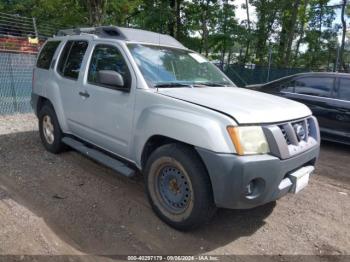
[144,144,216,230]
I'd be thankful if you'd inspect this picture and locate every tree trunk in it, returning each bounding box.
[339,0,347,70]
[284,0,301,66]
[256,7,277,64]
[277,0,301,67]
[86,0,108,26]
[175,0,182,40]
[243,0,251,64]
[168,0,175,36]
[294,0,309,65]
[220,0,228,66]
[201,0,210,57]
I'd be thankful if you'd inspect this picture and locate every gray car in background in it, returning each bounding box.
[31,26,320,230]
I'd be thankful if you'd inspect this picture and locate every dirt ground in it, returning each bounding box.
[0,114,349,261]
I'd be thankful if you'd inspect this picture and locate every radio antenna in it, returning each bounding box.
[157,0,162,92]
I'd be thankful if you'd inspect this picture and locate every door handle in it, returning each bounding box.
[79,91,90,98]
[338,108,348,113]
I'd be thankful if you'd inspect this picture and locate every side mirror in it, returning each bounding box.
[97,70,125,88]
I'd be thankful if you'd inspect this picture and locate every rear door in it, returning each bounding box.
[55,39,90,138]
[283,76,336,133]
[333,77,350,143]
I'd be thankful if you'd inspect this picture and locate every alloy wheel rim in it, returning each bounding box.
[43,115,54,144]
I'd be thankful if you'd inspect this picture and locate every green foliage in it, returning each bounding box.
[1,0,348,70]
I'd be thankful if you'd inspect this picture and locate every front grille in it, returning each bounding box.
[292,120,308,142]
[306,119,311,135]
[278,118,311,145]
[264,116,319,159]
[279,125,291,145]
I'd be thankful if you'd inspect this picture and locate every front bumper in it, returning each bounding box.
[196,145,319,209]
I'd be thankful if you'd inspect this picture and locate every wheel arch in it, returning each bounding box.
[36,96,50,115]
[141,135,192,169]
[140,135,216,197]
[35,95,68,132]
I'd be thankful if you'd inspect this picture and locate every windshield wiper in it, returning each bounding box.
[154,82,192,88]
[192,82,227,87]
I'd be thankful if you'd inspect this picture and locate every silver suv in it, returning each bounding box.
[31,26,320,230]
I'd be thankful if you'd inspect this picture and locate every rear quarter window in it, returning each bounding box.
[338,78,350,101]
[36,41,61,70]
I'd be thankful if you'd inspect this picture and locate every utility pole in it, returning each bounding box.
[32,17,38,38]
[267,47,272,82]
[335,44,340,72]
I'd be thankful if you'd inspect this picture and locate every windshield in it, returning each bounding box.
[127,43,235,88]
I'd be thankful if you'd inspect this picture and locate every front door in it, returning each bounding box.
[81,43,136,158]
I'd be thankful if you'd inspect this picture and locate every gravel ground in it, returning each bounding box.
[0,114,349,261]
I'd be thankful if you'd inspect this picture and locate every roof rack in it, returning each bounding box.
[56,26,186,49]
[56,26,127,40]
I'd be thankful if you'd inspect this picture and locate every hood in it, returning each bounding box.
[245,83,264,91]
[157,87,311,124]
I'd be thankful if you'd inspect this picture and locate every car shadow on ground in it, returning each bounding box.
[0,131,275,256]
[321,140,350,152]
[318,140,350,183]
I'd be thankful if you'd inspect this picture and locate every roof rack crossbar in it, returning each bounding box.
[56,26,127,40]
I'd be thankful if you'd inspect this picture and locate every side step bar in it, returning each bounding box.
[62,137,135,177]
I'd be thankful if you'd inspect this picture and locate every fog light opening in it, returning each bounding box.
[244,178,265,200]
[245,181,255,196]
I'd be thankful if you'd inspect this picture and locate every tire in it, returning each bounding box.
[144,143,216,230]
[38,103,66,154]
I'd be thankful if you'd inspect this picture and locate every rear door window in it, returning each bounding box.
[57,40,88,80]
[36,41,61,70]
[294,77,334,97]
[338,78,350,101]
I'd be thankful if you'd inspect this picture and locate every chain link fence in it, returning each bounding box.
[0,52,36,114]
[0,12,56,115]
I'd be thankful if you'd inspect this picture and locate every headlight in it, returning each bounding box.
[227,126,270,155]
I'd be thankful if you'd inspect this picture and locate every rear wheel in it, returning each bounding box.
[38,103,66,154]
[144,143,216,230]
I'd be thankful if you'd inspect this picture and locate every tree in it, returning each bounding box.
[251,0,281,65]
[168,0,183,39]
[0,0,347,71]
[301,0,336,69]
[339,0,348,70]
[293,0,310,65]
[84,0,107,26]
[241,0,252,64]
[183,0,219,56]
[277,0,301,67]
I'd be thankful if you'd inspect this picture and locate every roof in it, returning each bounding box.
[266,71,350,85]
[56,26,186,49]
[245,71,350,88]
[289,71,350,77]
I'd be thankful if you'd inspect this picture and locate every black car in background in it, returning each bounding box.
[246,72,350,145]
